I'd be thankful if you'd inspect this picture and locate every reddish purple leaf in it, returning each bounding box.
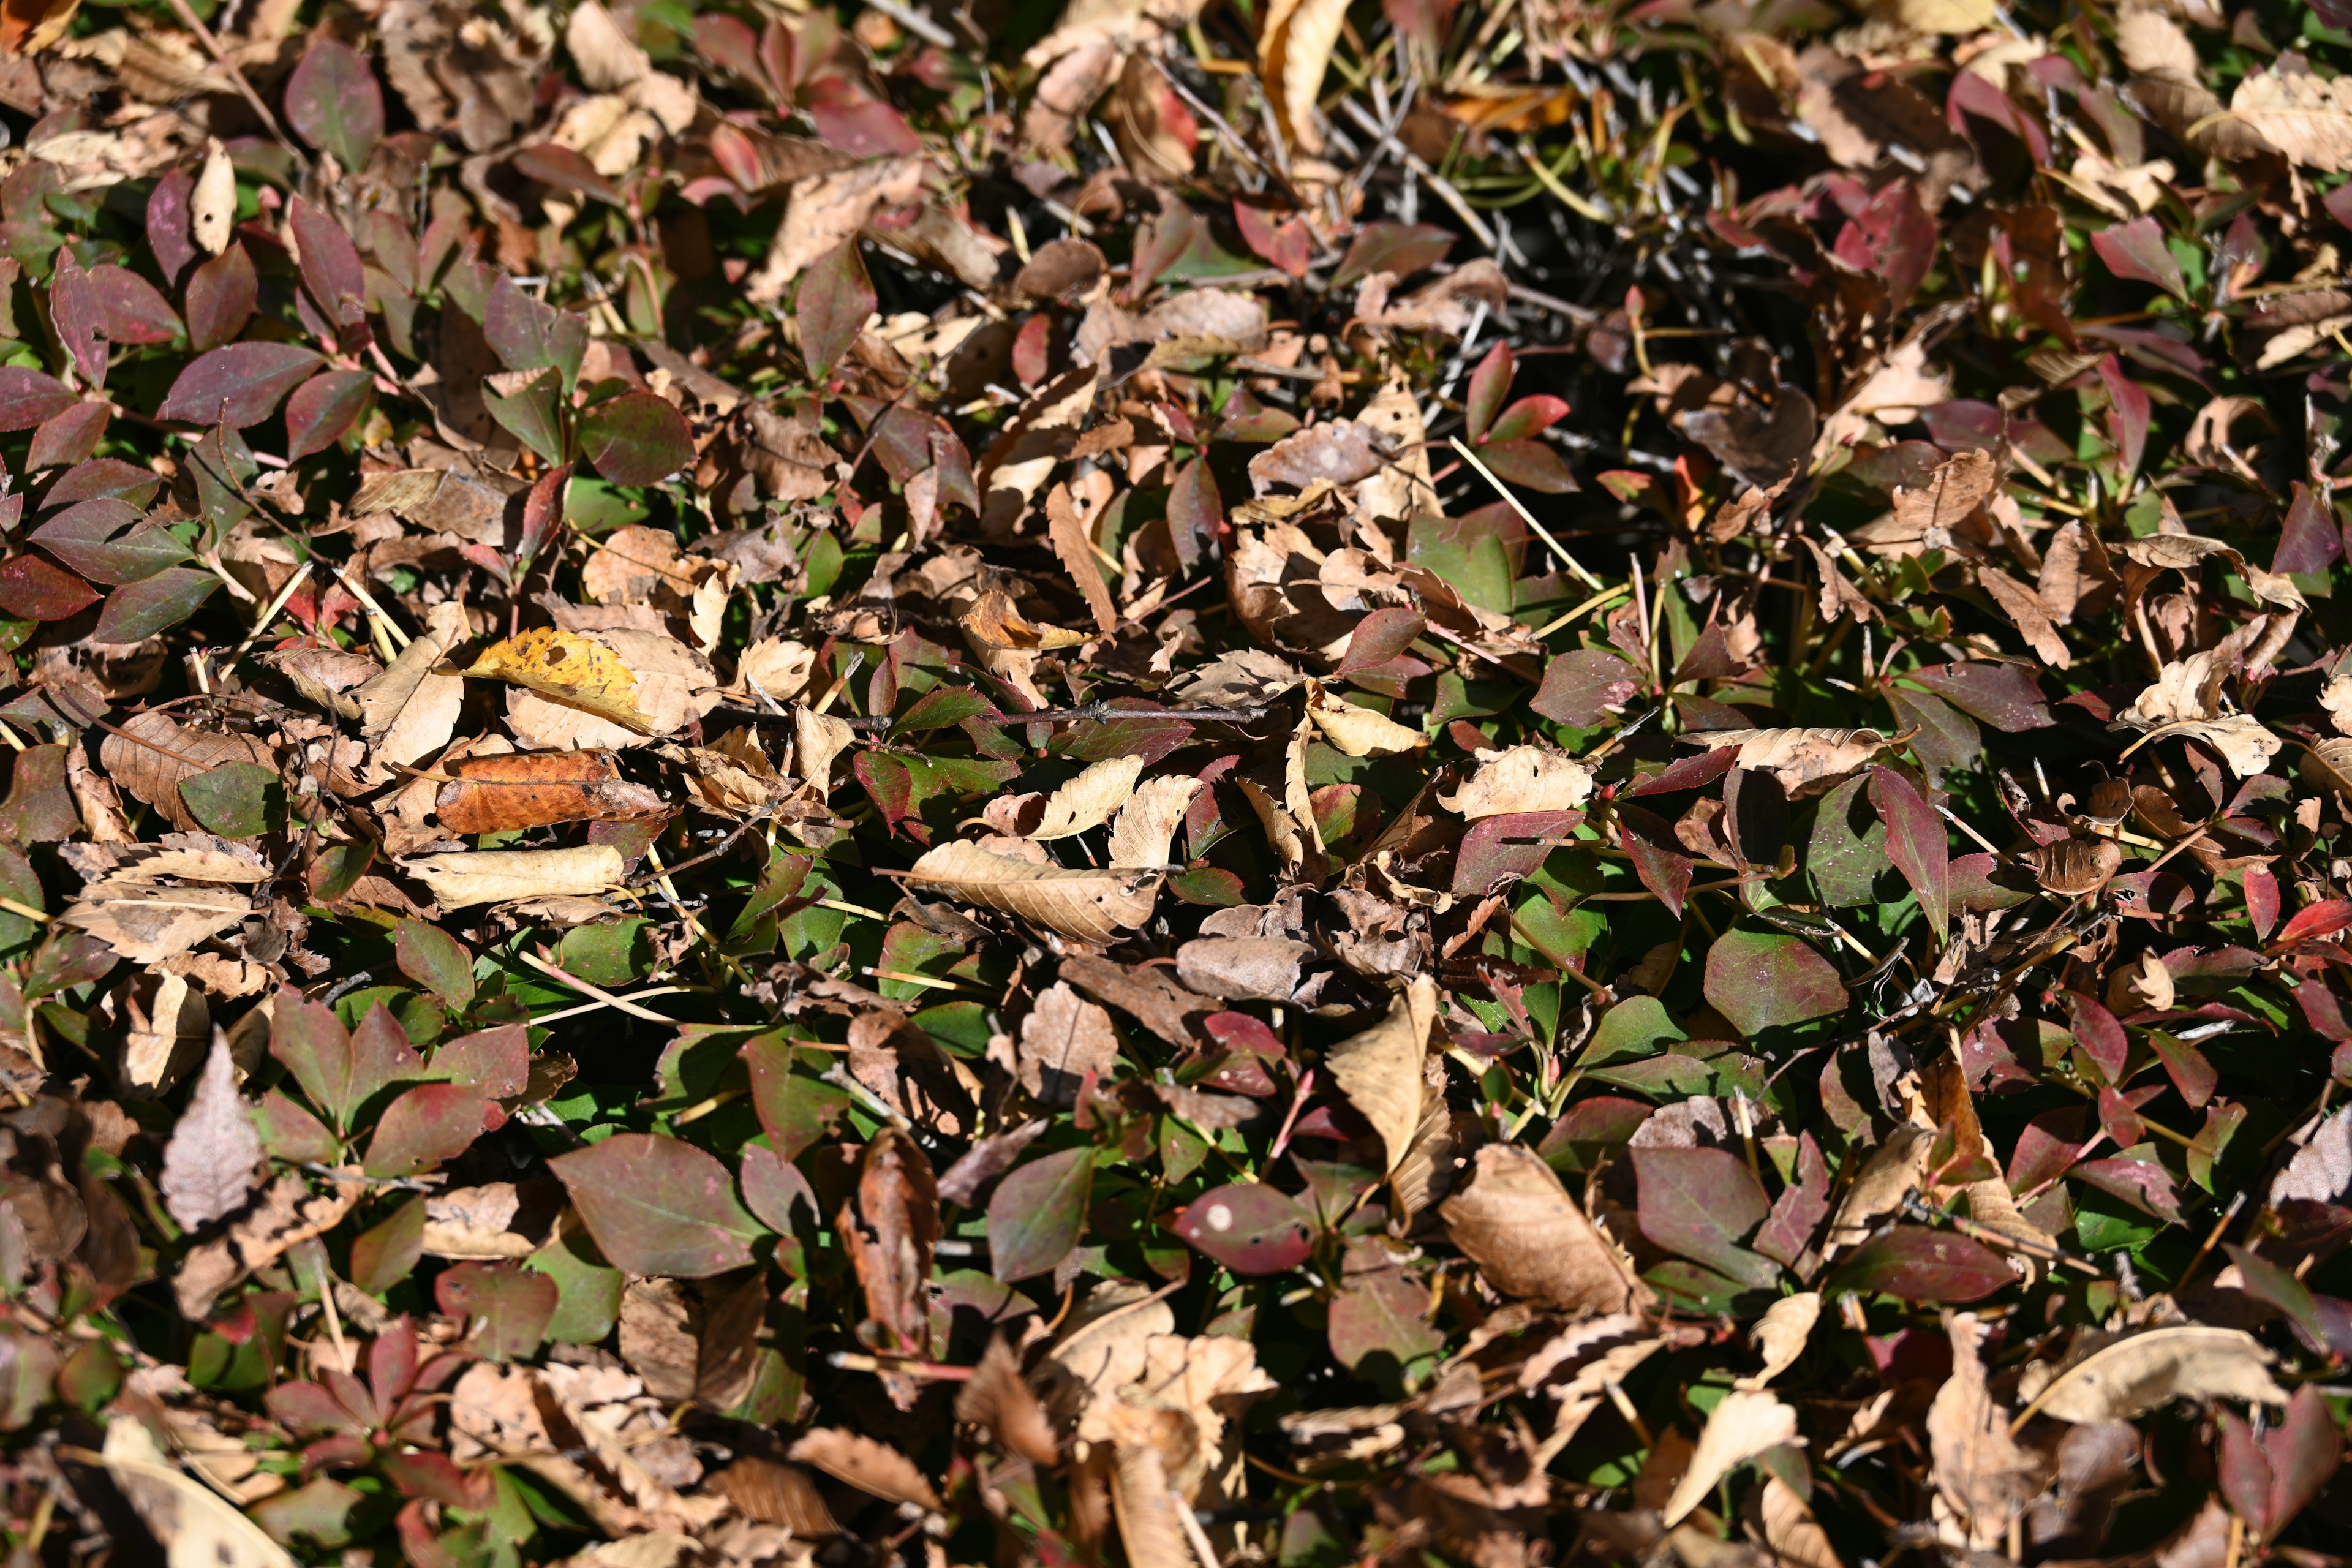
[579,391,695,487]
[284,37,384,170]
[1902,662,2054,731]
[93,567,222,643]
[158,342,323,428]
[1234,200,1311,279]
[88,265,181,344]
[1823,1224,2013,1302]
[0,555,96,620]
[512,143,623,206]
[2073,1156,2183,1223]
[26,402,108,472]
[2247,865,2282,941]
[1485,394,1570,444]
[289,197,367,339]
[2275,483,2343,576]
[0,368,76,431]
[435,1263,557,1362]
[1754,1132,1831,1268]
[146,167,196,284]
[1476,437,1577,493]
[548,1133,766,1278]
[1632,1147,1777,1287]
[1172,1182,1316,1275]
[987,1145,1095,1282]
[1869,766,1948,941]
[1465,342,1513,444]
[364,1083,491,1180]
[49,255,106,385]
[796,239,875,380]
[1168,456,1223,568]
[184,243,258,353]
[1452,810,1583,895]
[1332,221,1452,286]
[1532,649,1643,728]
[285,369,374,460]
[2146,1031,2215,1109]
[2065,991,2130,1082]
[1618,806,1694,916]
[2091,216,2188,298]
[2099,355,2150,476]
[2276,898,2352,947]
[1336,607,1427,675]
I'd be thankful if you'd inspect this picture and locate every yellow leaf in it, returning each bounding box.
[462,627,654,734]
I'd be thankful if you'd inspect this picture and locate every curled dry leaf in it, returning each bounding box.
[956,1335,1061,1466]
[1032,754,1145,839]
[1438,744,1595,818]
[1106,775,1202,868]
[2022,1326,2288,1424]
[1258,0,1349,151]
[1681,728,1893,795]
[1322,974,1436,1174]
[2033,837,2124,896]
[786,1428,943,1512]
[1441,1144,1645,1315]
[904,839,1162,944]
[1305,679,1428,757]
[1736,1292,1820,1391]
[59,880,252,965]
[399,845,625,908]
[1928,1312,2046,1550]
[463,625,655,734]
[99,712,275,833]
[1662,1390,1799,1526]
[434,752,667,834]
[99,1416,298,1568]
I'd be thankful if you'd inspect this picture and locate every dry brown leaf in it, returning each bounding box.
[1928,1312,2045,1550]
[1047,481,1120,635]
[192,141,235,256]
[786,1427,943,1512]
[399,845,624,908]
[1736,1292,1820,1392]
[796,704,855,796]
[717,1457,839,1535]
[2272,1104,2352,1205]
[1978,569,2071,670]
[1259,0,1348,150]
[1892,449,1997,539]
[423,1183,560,1260]
[1109,1440,1194,1568]
[2115,8,2199,79]
[1033,755,1146,840]
[1019,982,1121,1103]
[956,1335,1061,1466]
[175,1170,363,1318]
[99,712,275,833]
[2022,1325,2287,1423]
[1663,1389,1798,1526]
[159,1032,262,1232]
[1679,728,1892,796]
[904,839,1161,944]
[618,1277,697,1401]
[1440,1144,1645,1315]
[748,155,929,303]
[963,587,1091,652]
[737,636,815,701]
[59,879,252,965]
[356,601,471,779]
[1107,775,1202,868]
[1323,976,1436,1174]
[1759,1476,1843,1568]
[100,1417,298,1568]
[465,625,654,738]
[2230,63,2352,173]
[1438,745,1595,818]
[1867,0,1992,31]
[1822,1125,1933,1254]
[435,752,666,835]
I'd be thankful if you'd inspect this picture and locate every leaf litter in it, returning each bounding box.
[0,0,2342,1564]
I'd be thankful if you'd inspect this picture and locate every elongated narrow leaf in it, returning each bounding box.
[1869,766,1949,941]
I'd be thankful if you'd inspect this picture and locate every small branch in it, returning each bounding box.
[701,701,1270,732]
[166,0,308,167]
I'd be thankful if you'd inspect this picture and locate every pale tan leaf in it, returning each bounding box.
[100,1417,298,1568]
[1107,775,1202,868]
[1978,570,2071,670]
[399,845,625,908]
[796,704,855,795]
[2120,650,2227,726]
[1760,1476,1843,1568]
[1305,679,1427,757]
[2115,8,2199,80]
[565,2,652,93]
[1822,1125,1933,1255]
[192,141,235,256]
[1679,728,1891,795]
[1662,1389,1798,1526]
[59,880,252,965]
[1322,976,1435,1174]
[160,1033,263,1232]
[1032,755,1146,840]
[121,970,209,1096]
[1258,0,1348,151]
[2272,1105,2352,1206]
[1437,744,1595,819]
[1019,982,1121,1103]
[99,712,274,833]
[2145,715,2281,777]
[2231,63,2352,173]
[1109,1440,1194,1568]
[956,1335,1061,1466]
[1736,1292,1820,1392]
[1440,1144,1646,1315]
[786,1427,942,1511]
[747,155,929,304]
[2022,1325,2287,1423]
[905,839,1161,944]
[737,636,815,701]
[1047,482,1120,635]
[1928,1312,2046,1550]
[1868,0,1994,31]
[423,1183,558,1261]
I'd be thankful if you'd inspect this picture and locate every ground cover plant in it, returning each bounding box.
[0,0,2346,1562]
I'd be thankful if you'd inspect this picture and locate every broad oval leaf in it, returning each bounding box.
[578,392,695,487]
[548,1133,766,1278]
[0,368,75,431]
[184,244,258,353]
[285,369,374,460]
[285,37,385,170]
[1172,1182,1316,1274]
[1465,342,1513,444]
[158,343,323,428]
[1703,928,1847,1036]
[33,500,188,584]
[1823,1224,2015,1302]
[364,1083,489,1180]
[987,1145,1095,1283]
[0,555,97,621]
[797,239,875,380]
[1631,1146,1779,1287]
[178,761,276,839]
[93,567,222,643]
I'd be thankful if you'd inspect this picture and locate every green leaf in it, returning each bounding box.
[988,1146,1096,1282]
[1703,929,1847,1036]
[177,762,275,839]
[578,391,693,486]
[94,567,222,643]
[395,918,477,1009]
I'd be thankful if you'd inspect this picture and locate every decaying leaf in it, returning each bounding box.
[1438,744,1594,818]
[1928,1312,2046,1550]
[1681,728,1892,794]
[1663,1389,1797,1526]
[99,1417,298,1568]
[1441,1145,1645,1314]
[400,845,625,908]
[159,1032,262,1232]
[1736,1292,1820,1391]
[905,839,1163,944]
[1322,975,1436,1174]
[464,625,655,733]
[2023,1327,2288,1424]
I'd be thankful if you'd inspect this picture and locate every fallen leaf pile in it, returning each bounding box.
[0,0,2343,1563]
